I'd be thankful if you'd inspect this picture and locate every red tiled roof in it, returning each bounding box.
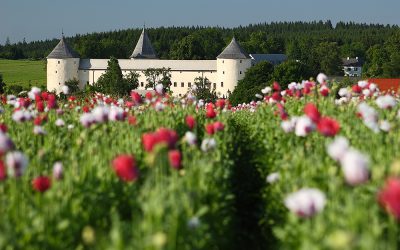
[368,78,400,93]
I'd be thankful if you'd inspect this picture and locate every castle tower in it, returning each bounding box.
[47,35,80,93]
[217,37,252,97]
[130,28,157,59]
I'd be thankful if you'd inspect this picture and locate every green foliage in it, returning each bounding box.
[143,67,172,91]
[125,71,140,90]
[170,35,204,60]
[64,78,80,94]
[0,73,5,94]
[229,61,274,105]
[272,60,313,88]
[5,83,24,95]
[93,56,134,96]
[192,76,217,102]
[312,42,342,75]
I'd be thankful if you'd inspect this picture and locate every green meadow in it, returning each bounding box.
[0,59,46,89]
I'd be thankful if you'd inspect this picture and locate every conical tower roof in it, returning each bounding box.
[47,36,79,59]
[217,37,250,59]
[130,28,157,59]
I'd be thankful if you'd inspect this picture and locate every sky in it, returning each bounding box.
[1,0,400,44]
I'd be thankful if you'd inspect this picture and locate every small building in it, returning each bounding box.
[343,57,363,77]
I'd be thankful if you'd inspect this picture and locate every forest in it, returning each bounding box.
[1,21,400,77]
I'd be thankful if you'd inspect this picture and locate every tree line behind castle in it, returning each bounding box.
[2,21,400,78]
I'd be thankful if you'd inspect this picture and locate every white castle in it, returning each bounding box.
[47,28,286,97]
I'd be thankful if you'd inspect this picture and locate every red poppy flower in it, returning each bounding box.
[0,123,7,133]
[142,128,178,152]
[317,117,340,137]
[213,121,225,132]
[206,107,216,119]
[47,94,57,109]
[304,103,320,123]
[352,85,362,94]
[320,88,330,97]
[128,115,137,125]
[131,91,142,105]
[215,99,226,109]
[0,160,6,181]
[112,155,139,182]
[205,123,215,135]
[185,115,196,130]
[32,176,51,192]
[273,82,281,91]
[145,92,153,100]
[378,178,400,220]
[272,92,282,102]
[168,150,182,170]
[142,133,158,152]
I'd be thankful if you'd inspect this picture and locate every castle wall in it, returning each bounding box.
[216,58,252,97]
[78,59,219,97]
[47,58,79,93]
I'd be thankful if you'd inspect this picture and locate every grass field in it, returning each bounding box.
[0,59,46,88]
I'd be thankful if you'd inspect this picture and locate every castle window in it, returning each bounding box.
[74,61,76,65]
[180,71,182,73]
[213,83,216,89]
[174,82,177,87]
[181,82,184,87]
[222,60,224,63]
[221,82,224,87]
[240,60,242,63]
[223,71,225,74]
[240,71,242,74]
[188,82,191,87]
[179,94,182,97]
[84,70,87,72]
[86,81,89,85]
[58,61,60,64]
[55,71,57,73]
[141,82,144,87]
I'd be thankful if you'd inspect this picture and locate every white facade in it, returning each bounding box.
[343,66,362,77]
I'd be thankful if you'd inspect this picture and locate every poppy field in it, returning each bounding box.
[1,75,400,250]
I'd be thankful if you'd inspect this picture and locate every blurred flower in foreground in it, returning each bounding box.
[327,136,349,162]
[378,178,400,220]
[168,150,182,170]
[201,138,216,152]
[53,162,63,180]
[284,188,326,217]
[376,95,396,109]
[266,172,280,184]
[112,155,139,182]
[32,176,51,193]
[340,149,370,186]
[6,151,28,177]
[295,116,315,137]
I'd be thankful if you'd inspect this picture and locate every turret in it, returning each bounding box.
[216,37,252,97]
[47,35,80,93]
[130,28,157,59]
